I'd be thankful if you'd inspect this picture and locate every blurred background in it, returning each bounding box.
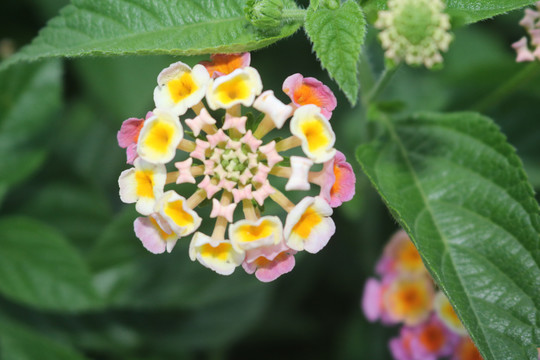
[1,0,539,359]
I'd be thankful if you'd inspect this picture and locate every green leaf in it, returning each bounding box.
[0,0,301,71]
[0,217,101,311]
[0,60,61,190]
[356,112,540,360]
[305,0,366,105]
[363,0,537,26]
[0,317,88,360]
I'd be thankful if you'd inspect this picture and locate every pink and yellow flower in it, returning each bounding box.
[200,53,251,78]
[383,275,435,326]
[242,239,296,282]
[117,53,353,281]
[117,111,153,164]
[311,150,356,207]
[376,230,427,277]
[134,215,179,254]
[118,158,166,216]
[409,315,460,359]
[206,67,263,110]
[282,73,337,119]
[290,104,336,163]
[284,196,335,254]
[189,232,245,275]
[137,109,184,164]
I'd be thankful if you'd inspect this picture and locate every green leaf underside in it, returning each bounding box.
[356,112,540,360]
[0,0,301,71]
[305,0,365,104]
[364,0,538,25]
[0,217,101,311]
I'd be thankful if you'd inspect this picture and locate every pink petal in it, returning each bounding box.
[254,252,296,282]
[133,217,166,254]
[282,73,337,119]
[362,278,382,322]
[328,151,356,207]
[126,143,138,165]
[117,117,144,148]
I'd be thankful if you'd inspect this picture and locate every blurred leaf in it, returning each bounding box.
[0,217,102,311]
[73,56,182,119]
[356,112,540,360]
[0,0,302,70]
[0,316,88,360]
[305,0,366,104]
[363,0,537,26]
[0,60,61,192]
[20,183,113,251]
[89,208,271,311]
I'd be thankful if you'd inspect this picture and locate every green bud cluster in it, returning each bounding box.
[375,0,453,68]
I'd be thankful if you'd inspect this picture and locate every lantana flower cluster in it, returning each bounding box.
[375,0,453,68]
[117,53,356,282]
[512,2,540,62]
[362,230,483,360]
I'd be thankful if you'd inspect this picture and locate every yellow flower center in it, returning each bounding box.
[216,76,250,104]
[200,243,232,261]
[135,170,154,198]
[144,120,175,154]
[292,206,322,238]
[164,200,194,227]
[300,118,329,152]
[168,72,198,103]
[237,220,274,242]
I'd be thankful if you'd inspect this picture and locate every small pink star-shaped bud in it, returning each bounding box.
[227,139,242,150]
[209,148,224,163]
[512,37,535,62]
[190,139,210,161]
[530,29,540,46]
[259,141,283,168]
[203,160,215,175]
[253,164,271,184]
[175,158,196,184]
[198,175,221,199]
[252,181,275,206]
[232,185,253,203]
[218,178,236,192]
[210,199,237,222]
[247,153,259,169]
[519,8,540,30]
[239,169,253,185]
[185,108,216,137]
[241,130,263,152]
[207,129,230,148]
[285,156,313,191]
[235,149,248,163]
[213,164,227,179]
[223,113,247,134]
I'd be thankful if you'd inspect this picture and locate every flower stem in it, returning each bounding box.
[470,62,540,113]
[282,9,306,23]
[364,64,400,105]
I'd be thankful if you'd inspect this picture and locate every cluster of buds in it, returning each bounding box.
[375,0,453,68]
[362,230,483,360]
[117,53,356,282]
[512,2,540,62]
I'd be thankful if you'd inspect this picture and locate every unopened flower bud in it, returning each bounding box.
[245,0,284,32]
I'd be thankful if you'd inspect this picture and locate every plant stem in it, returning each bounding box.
[364,64,400,105]
[282,9,306,23]
[471,62,540,113]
